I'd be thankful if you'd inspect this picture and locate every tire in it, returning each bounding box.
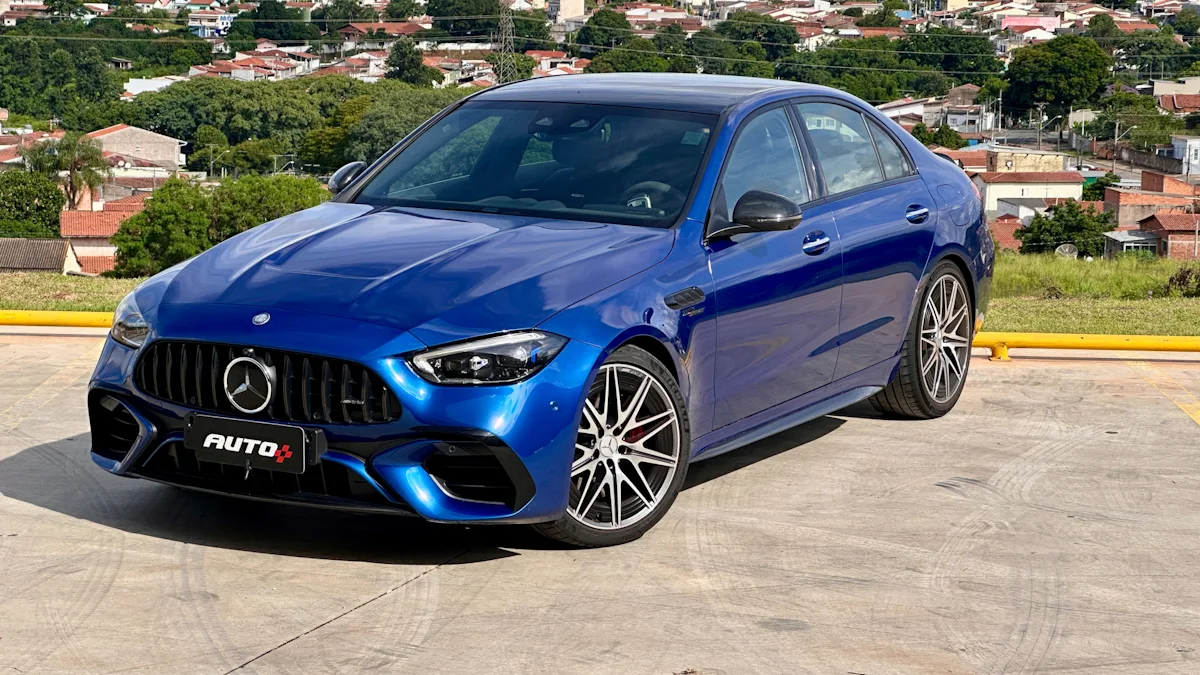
[870,260,973,419]
[531,345,690,547]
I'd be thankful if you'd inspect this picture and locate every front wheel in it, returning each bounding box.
[870,261,973,419]
[531,345,689,547]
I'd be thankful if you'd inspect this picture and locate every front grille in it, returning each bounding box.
[137,442,400,510]
[89,392,141,462]
[135,340,401,425]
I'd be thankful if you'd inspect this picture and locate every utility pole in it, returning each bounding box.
[1036,102,1046,151]
[495,0,517,84]
[1112,120,1118,174]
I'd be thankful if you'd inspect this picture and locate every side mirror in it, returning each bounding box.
[710,190,802,239]
[328,161,366,195]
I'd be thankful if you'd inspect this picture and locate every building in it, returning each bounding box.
[86,124,185,171]
[876,96,944,127]
[1104,186,1193,229]
[1158,94,1200,115]
[336,21,426,50]
[0,238,83,274]
[1138,211,1200,259]
[996,197,1104,225]
[986,146,1069,172]
[1152,75,1200,96]
[945,83,980,107]
[58,192,150,274]
[1171,135,1200,175]
[945,104,995,133]
[989,213,1023,250]
[971,171,1084,213]
[1102,229,1161,258]
[187,9,234,37]
[1141,170,1196,195]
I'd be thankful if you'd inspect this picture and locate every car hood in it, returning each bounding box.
[160,202,675,346]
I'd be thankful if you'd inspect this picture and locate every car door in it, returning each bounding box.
[794,100,938,381]
[707,105,843,429]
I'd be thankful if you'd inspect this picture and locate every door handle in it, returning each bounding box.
[801,230,830,255]
[905,205,930,224]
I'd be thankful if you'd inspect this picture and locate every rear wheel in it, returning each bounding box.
[870,261,972,419]
[531,346,689,547]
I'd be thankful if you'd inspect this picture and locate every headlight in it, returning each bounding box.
[111,292,150,349]
[409,331,567,385]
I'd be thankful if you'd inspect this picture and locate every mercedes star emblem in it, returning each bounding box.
[252,312,270,326]
[223,356,274,414]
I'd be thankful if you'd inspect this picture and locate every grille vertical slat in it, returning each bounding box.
[135,340,400,425]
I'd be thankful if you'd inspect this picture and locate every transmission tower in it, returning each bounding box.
[496,0,518,84]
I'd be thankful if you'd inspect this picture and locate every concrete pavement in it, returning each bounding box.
[1,335,1199,674]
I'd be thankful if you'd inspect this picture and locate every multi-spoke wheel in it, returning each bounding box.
[870,261,973,419]
[532,345,689,547]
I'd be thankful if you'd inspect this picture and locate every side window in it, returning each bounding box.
[720,108,808,217]
[795,102,883,195]
[866,118,913,181]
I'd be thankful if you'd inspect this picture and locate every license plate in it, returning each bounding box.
[185,414,308,474]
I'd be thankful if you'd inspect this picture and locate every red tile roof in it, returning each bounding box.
[79,255,116,274]
[1158,94,1200,114]
[1116,21,1158,33]
[59,211,129,237]
[105,192,151,212]
[856,26,906,38]
[1141,211,1200,232]
[86,123,132,138]
[975,171,1085,184]
[990,214,1022,250]
[525,50,567,59]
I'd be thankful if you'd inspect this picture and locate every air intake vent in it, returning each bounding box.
[423,442,520,508]
[134,341,401,425]
[88,392,141,462]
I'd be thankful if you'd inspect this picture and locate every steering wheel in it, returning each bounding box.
[619,181,682,213]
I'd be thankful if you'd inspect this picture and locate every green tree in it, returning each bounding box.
[1084,13,1121,52]
[1016,199,1116,256]
[715,11,798,60]
[932,125,967,149]
[842,6,864,16]
[855,8,901,27]
[428,0,500,36]
[227,0,319,49]
[1177,8,1200,37]
[486,51,536,79]
[112,178,212,277]
[585,37,668,73]
[210,174,328,240]
[0,171,66,237]
[314,0,377,30]
[1006,35,1113,119]
[575,9,632,53]
[47,0,85,16]
[218,138,285,175]
[385,0,421,18]
[20,132,110,210]
[1082,172,1121,200]
[385,40,442,85]
[343,87,469,162]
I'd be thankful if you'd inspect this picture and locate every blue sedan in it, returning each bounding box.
[89,74,992,547]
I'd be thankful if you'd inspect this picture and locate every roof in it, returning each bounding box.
[0,238,73,272]
[989,215,1022,249]
[938,149,987,167]
[79,255,116,275]
[105,192,151,212]
[59,211,130,237]
[974,171,1085,184]
[1158,94,1200,113]
[474,73,842,114]
[1104,229,1159,242]
[1141,212,1200,231]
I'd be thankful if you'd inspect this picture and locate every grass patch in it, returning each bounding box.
[0,273,142,312]
[993,252,1198,300]
[986,297,1200,335]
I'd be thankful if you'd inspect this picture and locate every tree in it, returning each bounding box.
[20,132,110,210]
[112,179,212,277]
[856,8,901,27]
[842,6,863,16]
[575,9,632,53]
[1015,199,1116,256]
[315,0,377,30]
[1084,13,1121,51]
[1006,35,1112,119]
[1082,172,1121,200]
[0,171,66,237]
[111,175,328,277]
[585,37,669,73]
[227,0,319,49]
[47,0,85,16]
[428,0,500,36]
[219,138,285,175]
[385,0,421,19]
[716,11,799,60]
[385,40,441,85]
[1177,8,1200,37]
[486,51,536,79]
[342,87,469,162]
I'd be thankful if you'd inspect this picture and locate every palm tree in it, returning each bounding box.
[21,132,111,210]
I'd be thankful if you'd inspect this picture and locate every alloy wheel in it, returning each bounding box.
[568,363,681,530]
[919,274,971,404]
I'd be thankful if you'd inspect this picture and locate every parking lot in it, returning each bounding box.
[1,332,1199,675]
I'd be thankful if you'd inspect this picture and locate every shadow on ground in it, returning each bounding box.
[0,416,845,560]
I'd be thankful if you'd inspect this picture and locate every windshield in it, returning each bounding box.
[351,101,717,228]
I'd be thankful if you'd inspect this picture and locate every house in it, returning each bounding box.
[945,83,980,107]
[525,49,571,70]
[1141,170,1196,195]
[187,10,234,38]
[1103,186,1192,229]
[1158,93,1200,115]
[1152,75,1200,96]
[1171,135,1200,175]
[337,21,426,50]
[945,104,995,133]
[935,147,988,171]
[57,192,148,273]
[121,75,187,99]
[986,146,1068,172]
[876,96,944,127]
[1102,229,1161,258]
[0,238,82,274]
[970,171,1084,213]
[1138,211,1200,258]
[86,124,185,170]
[996,197,1104,225]
[854,26,906,39]
[989,214,1023,250]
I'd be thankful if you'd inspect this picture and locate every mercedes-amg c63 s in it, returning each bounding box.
[89,74,992,547]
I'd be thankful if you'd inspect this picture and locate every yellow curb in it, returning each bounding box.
[975,332,1200,361]
[0,310,113,328]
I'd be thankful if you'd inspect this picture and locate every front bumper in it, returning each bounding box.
[88,304,601,524]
